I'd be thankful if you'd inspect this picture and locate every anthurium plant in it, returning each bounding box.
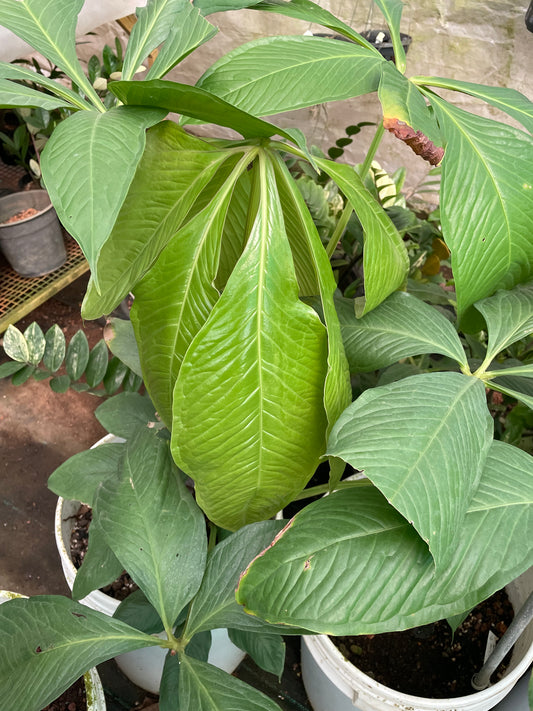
[0,0,532,709]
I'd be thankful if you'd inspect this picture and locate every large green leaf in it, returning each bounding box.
[271,154,351,484]
[0,0,101,108]
[82,122,232,319]
[172,153,329,529]
[412,76,533,134]
[103,318,142,377]
[95,428,207,632]
[327,372,493,571]
[473,282,533,369]
[0,78,74,110]
[178,654,282,711]
[250,0,380,54]
[237,440,533,635]
[41,106,165,289]
[71,525,123,601]
[378,63,441,144]
[426,94,533,319]
[0,596,160,711]
[193,0,264,13]
[0,62,91,110]
[146,2,217,80]
[336,290,467,372]
[192,35,384,118]
[185,521,286,637]
[95,392,158,439]
[122,0,189,81]
[373,0,406,72]
[315,157,409,315]
[110,79,297,141]
[215,169,252,290]
[47,443,124,506]
[131,153,251,426]
[228,629,285,678]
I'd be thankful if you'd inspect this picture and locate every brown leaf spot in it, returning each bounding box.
[35,646,42,653]
[383,117,444,166]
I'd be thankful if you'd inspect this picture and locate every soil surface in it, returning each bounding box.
[41,676,86,711]
[2,206,39,224]
[332,588,514,698]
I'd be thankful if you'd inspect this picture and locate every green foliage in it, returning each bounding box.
[0,323,141,396]
[0,0,532,708]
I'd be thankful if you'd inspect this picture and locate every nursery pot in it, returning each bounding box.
[301,567,533,711]
[54,435,246,694]
[0,189,66,276]
[0,591,106,710]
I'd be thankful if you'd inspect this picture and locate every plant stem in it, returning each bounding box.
[291,478,371,503]
[326,200,353,259]
[360,122,385,180]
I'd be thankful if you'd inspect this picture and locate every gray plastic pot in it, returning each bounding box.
[0,189,66,276]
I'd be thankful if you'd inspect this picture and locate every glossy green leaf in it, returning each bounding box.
[172,154,328,529]
[378,63,441,144]
[271,155,351,442]
[103,357,129,395]
[41,106,166,288]
[373,0,406,72]
[412,76,533,134]
[250,0,380,54]
[23,323,45,365]
[10,364,35,385]
[65,330,89,381]
[228,629,285,678]
[474,283,533,368]
[489,382,533,411]
[0,78,74,110]
[336,290,466,372]
[3,325,29,362]
[178,654,282,711]
[185,521,285,637]
[122,0,189,81]
[193,0,264,13]
[237,441,533,635]
[114,589,164,635]
[427,94,533,319]
[0,0,101,108]
[315,157,409,315]
[82,122,233,319]
[0,361,25,379]
[0,62,91,111]
[193,35,384,117]
[47,443,124,506]
[95,392,158,439]
[110,79,296,141]
[96,428,207,632]
[131,153,251,426]
[43,324,66,372]
[0,596,160,711]
[328,373,493,571]
[146,2,217,80]
[72,525,123,601]
[103,319,142,377]
[84,340,109,388]
[49,374,71,393]
[215,169,252,290]
[160,652,181,711]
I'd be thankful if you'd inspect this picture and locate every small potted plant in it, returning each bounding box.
[0,0,532,709]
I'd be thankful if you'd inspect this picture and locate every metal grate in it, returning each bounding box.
[0,235,88,334]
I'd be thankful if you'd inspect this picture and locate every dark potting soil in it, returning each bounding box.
[332,589,514,698]
[41,676,86,711]
[70,504,138,600]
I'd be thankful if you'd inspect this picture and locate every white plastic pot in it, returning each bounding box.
[301,567,533,711]
[55,433,246,693]
[0,591,106,710]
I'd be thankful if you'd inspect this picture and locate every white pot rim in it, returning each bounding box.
[303,612,533,707]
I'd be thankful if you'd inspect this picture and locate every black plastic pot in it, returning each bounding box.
[360,29,412,62]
